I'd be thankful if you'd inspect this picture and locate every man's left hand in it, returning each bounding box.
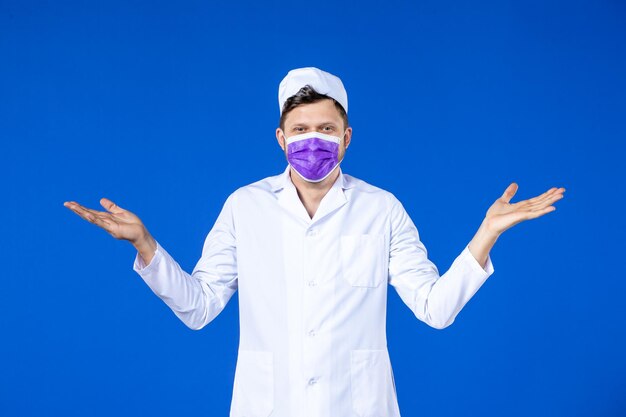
[484,183,566,236]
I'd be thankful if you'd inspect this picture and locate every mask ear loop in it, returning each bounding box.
[341,129,349,149]
[336,129,349,165]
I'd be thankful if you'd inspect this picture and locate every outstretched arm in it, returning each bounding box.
[64,196,238,330]
[388,183,566,329]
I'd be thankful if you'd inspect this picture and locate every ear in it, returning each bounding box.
[276,127,286,151]
[344,126,353,149]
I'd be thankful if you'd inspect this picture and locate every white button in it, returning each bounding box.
[308,330,316,337]
[307,229,318,236]
[308,378,317,385]
[307,280,317,286]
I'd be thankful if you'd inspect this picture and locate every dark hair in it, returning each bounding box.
[279,85,349,132]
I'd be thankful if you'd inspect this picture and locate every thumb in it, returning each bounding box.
[500,182,518,203]
[100,197,126,214]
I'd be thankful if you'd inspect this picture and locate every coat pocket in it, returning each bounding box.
[350,349,401,417]
[340,234,386,288]
[231,350,274,417]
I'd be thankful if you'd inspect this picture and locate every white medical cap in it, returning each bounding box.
[278,67,348,115]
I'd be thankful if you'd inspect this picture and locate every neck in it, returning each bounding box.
[289,166,340,212]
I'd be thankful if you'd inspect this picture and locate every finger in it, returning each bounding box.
[64,201,94,213]
[67,202,104,218]
[528,186,566,204]
[100,197,126,214]
[67,204,100,224]
[500,182,518,203]
[66,203,113,226]
[526,192,565,210]
[64,202,90,219]
[84,211,115,230]
[517,188,560,208]
[88,214,114,230]
[525,205,556,220]
[526,187,558,205]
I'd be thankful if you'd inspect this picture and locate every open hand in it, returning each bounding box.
[484,183,566,235]
[64,198,148,244]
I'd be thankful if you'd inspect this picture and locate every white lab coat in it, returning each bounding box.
[133,164,495,417]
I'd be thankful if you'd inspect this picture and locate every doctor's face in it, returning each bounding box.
[275,98,352,162]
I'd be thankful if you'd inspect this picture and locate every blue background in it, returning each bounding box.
[1,0,624,416]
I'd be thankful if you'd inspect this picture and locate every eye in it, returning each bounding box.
[323,126,334,132]
[294,126,305,132]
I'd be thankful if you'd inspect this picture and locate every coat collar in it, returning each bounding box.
[270,164,355,225]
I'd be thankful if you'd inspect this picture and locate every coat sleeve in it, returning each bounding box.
[387,194,494,329]
[132,193,238,330]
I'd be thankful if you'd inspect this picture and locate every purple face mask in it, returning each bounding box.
[284,131,345,183]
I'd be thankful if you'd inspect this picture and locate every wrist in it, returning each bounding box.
[479,218,501,241]
[132,229,155,251]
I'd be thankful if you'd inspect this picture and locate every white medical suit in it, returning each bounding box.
[133,164,495,417]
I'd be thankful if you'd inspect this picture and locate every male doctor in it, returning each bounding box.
[64,67,565,417]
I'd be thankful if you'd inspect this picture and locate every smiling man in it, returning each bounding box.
[64,67,565,417]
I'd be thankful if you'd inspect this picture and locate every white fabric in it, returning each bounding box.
[285,131,341,145]
[133,164,495,417]
[278,67,349,115]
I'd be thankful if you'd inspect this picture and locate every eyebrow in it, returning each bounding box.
[290,122,338,128]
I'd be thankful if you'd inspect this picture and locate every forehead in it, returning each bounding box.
[283,99,343,126]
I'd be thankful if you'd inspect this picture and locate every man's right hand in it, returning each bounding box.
[64,198,157,265]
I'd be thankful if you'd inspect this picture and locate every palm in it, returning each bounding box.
[64,198,146,243]
[485,183,565,235]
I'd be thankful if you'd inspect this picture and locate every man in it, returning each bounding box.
[64,67,565,417]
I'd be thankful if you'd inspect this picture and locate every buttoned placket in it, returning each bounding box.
[302,224,324,415]
[274,165,352,417]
